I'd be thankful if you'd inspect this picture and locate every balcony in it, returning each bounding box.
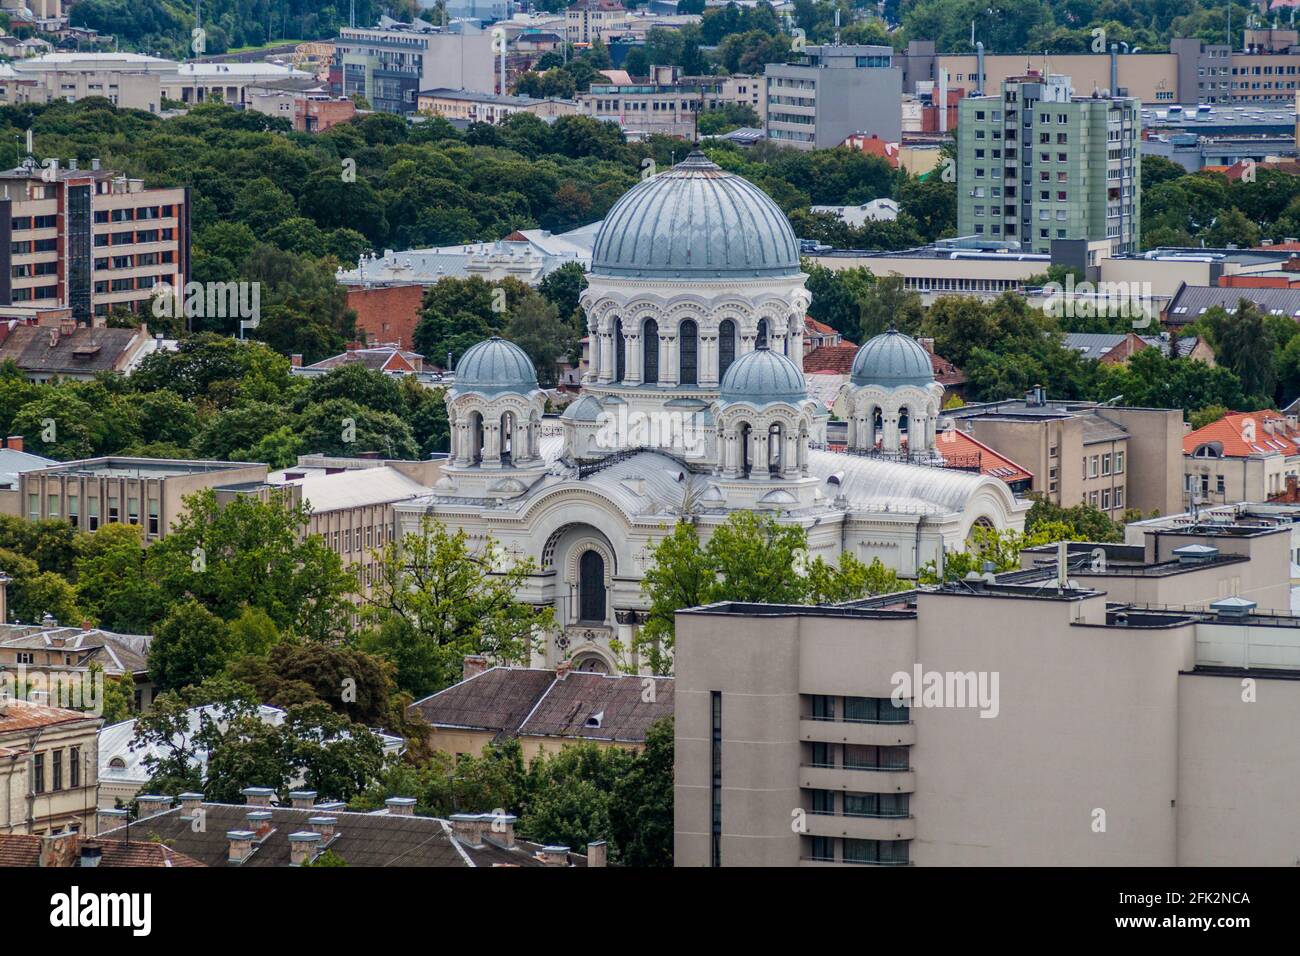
[800,718,914,747]
[800,765,915,793]
[805,813,916,841]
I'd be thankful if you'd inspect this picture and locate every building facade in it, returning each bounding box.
[0,699,100,836]
[334,23,496,114]
[956,73,1140,256]
[763,44,902,150]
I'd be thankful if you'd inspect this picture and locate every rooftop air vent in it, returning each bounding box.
[1210,595,1255,620]
[1173,543,1219,564]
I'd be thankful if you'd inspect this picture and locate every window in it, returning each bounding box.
[69,747,80,789]
[844,745,909,771]
[1114,487,1124,509]
[1102,488,1111,510]
[844,792,909,818]
[578,549,606,623]
[148,499,159,536]
[614,318,625,382]
[27,493,37,521]
[843,696,909,723]
[51,750,62,791]
[808,835,834,862]
[87,497,99,531]
[718,319,736,379]
[67,495,78,528]
[810,789,836,815]
[47,494,58,518]
[16,651,33,664]
[756,318,768,349]
[127,496,139,524]
[642,318,659,383]
[711,691,722,868]
[679,319,698,385]
[1090,456,1099,478]
[810,695,835,720]
[843,838,910,865]
[33,752,45,794]
[1115,451,1124,474]
[108,496,119,523]
[1101,453,1111,476]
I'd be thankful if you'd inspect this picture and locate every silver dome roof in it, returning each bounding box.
[453,336,539,395]
[719,346,807,406]
[591,151,801,279]
[850,327,935,388]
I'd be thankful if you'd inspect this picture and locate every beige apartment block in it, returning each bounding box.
[0,698,100,836]
[18,458,268,541]
[675,523,1300,866]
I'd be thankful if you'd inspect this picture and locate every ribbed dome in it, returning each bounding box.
[453,336,538,395]
[719,346,807,406]
[850,327,935,388]
[591,151,801,279]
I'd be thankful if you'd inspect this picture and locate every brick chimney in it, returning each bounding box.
[482,811,518,849]
[385,796,416,816]
[38,832,81,867]
[537,845,570,867]
[555,660,572,681]
[290,353,303,367]
[246,810,273,840]
[97,807,129,832]
[463,654,489,681]
[289,790,317,810]
[241,786,275,807]
[136,794,172,817]
[309,816,337,842]
[288,831,321,866]
[226,830,256,864]
[5,435,22,452]
[449,813,485,847]
[178,792,204,816]
[586,840,608,868]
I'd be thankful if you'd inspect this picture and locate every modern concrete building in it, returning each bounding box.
[957,73,1140,256]
[418,87,578,124]
[945,390,1187,518]
[333,21,496,114]
[18,457,268,540]
[763,44,902,150]
[674,522,1299,866]
[566,0,628,44]
[581,66,762,139]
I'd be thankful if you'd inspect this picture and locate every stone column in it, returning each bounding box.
[739,319,758,356]
[699,329,719,387]
[482,419,502,466]
[659,328,678,386]
[783,431,800,478]
[598,321,615,384]
[625,331,643,385]
[751,429,768,480]
[883,415,900,453]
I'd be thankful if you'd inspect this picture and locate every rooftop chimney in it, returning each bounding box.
[38,832,80,868]
[136,794,172,818]
[290,353,303,367]
[308,816,337,842]
[289,790,317,810]
[385,796,416,816]
[462,654,489,681]
[226,830,256,864]
[79,840,103,868]
[97,807,129,832]
[586,840,608,868]
[538,845,570,867]
[246,810,274,840]
[482,811,517,849]
[5,435,21,452]
[449,813,486,847]
[555,660,572,681]
[241,786,275,807]
[288,831,322,866]
[178,792,204,817]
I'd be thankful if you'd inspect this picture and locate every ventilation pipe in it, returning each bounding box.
[975,41,984,96]
[1110,44,1118,97]
[938,68,948,133]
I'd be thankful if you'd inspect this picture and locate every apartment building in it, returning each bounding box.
[0,698,100,836]
[1183,410,1300,504]
[18,457,268,540]
[581,66,734,139]
[566,0,628,44]
[0,67,161,112]
[246,82,358,132]
[675,523,1298,866]
[957,73,1140,256]
[0,157,189,322]
[763,44,902,150]
[945,389,1186,518]
[0,613,153,713]
[333,22,496,114]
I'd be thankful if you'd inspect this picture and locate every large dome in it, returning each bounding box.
[453,336,538,395]
[719,346,807,406]
[850,327,935,388]
[591,150,801,280]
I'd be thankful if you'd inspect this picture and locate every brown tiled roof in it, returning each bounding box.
[803,343,857,375]
[0,324,147,375]
[100,804,553,867]
[0,624,152,676]
[410,667,674,745]
[931,352,967,386]
[0,698,99,733]
[0,833,204,867]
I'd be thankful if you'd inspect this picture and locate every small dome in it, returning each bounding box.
[591,151,801,280]
[850,327,935,388]
[453,336,538,395]
[560,394,603,421]
[719,346,807,406]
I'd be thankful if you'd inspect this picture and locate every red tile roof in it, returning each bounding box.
[803,316,839,337]
[936,429,1034,484]
[803,343,858,374]
[0,834,205,867]
[931,352,968,386]
[0,699,98,733]
[1183,410,1300,458]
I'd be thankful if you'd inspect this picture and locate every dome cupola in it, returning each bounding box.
[719,345,807,407]
[850,326,935,388]
[590,151,801,280]
[452,336,539,396]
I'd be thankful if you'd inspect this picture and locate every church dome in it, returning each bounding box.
[591,150,801,280]
[453,336,538,395]
[850,327,935,388]
[719,346,807,406]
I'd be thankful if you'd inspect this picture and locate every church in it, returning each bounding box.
[394,151,1027,674]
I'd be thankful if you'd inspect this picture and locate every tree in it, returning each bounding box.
[360,517,552,697]
[1024,496,1124,543]
[608,716,674,866]
[520,742,635,856]
[148,599,235,692]
[1203,300,1276,401]
[503,292,579,387]
[74,523,167,633]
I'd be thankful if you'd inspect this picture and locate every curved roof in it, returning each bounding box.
[806,448,1002,515]
[560,394,604,422]
[719,346,807,406]
[850,327,935,388]
[591,150,801,279]
[453,336,538,396]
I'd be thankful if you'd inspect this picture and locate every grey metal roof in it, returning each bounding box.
[452,336,538,396]
[719,346,807,406]
[1166,284,1300,324]
[850,327,935,388]
[591,150,800,279]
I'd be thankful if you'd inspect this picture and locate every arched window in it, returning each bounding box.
[872,408,883,450]
[500,412,514,464]
[756,318,769,348]
[643,318,660,383]
[768,423,783,476]
[679,319,698,385]
[614,318,625,382]
[738,422,752,478]
[578,550,606,623]
[469,411,484,464]
[899,408,910,453]
[719,319,737,378]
